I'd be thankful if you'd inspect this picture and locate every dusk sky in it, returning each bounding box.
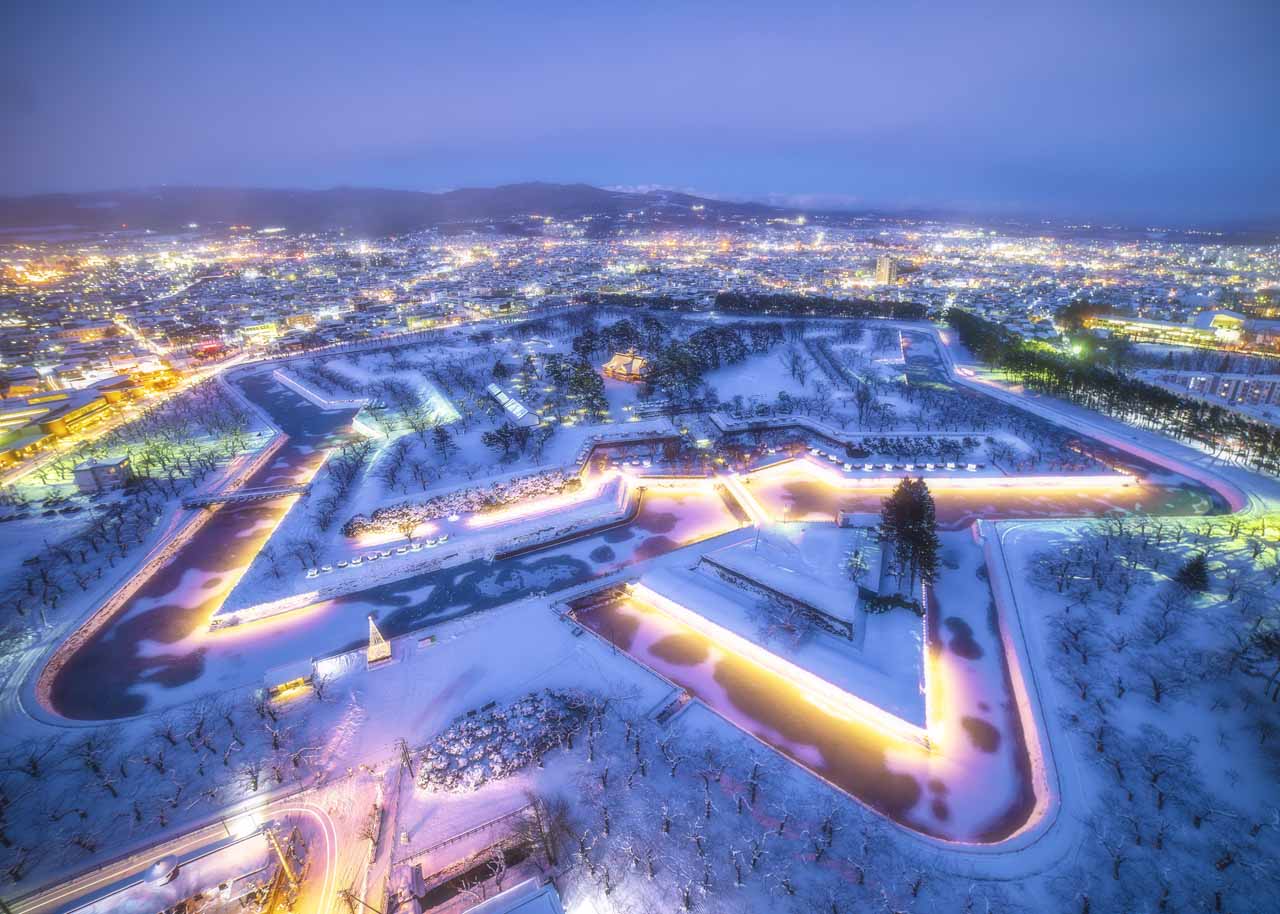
[3,0,1278,226]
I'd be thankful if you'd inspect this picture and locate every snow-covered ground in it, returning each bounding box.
[639,556,926,726]
[7,312,1279,914]
[571,525,1035,843]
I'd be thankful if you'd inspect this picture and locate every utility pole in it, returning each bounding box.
[339,888,384,914]
[397,737,414,779]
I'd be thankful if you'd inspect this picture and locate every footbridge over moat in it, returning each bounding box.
[182,483,311,509]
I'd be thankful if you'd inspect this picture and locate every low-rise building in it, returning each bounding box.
[73,454,132,493]
[1085,314,1227,349]
[0,428,53,466]
[0,389,107,435]
[0,367,47,398]
[92,374,144,403]
[240,321,280,346]
[485,382,541,428]
[39,390,110,437]
[602,351,651,382]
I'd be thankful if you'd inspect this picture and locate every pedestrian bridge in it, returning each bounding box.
[183,483,311,509]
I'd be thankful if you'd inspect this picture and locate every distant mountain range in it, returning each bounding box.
[1,183,1275,244]
[0,183,791,237]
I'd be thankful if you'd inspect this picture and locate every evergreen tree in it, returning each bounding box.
[878,477,940,591]
[572,328,599,361]
[567,358,609,419]
[432,424,457,461]
[1174,552,1210,592]
[482,425,515,456]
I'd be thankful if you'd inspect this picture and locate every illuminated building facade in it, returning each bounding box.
[1084,311,1244,349]
[602,351,650,382]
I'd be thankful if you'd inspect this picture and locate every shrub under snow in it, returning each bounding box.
[343,470,580,538]
[415,689,592,793]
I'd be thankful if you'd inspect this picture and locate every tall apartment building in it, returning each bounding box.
[875,256,899,285]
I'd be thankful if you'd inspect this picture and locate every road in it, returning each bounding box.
[5,794,343,914]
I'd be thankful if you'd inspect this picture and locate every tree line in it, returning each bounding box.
[583,291,927,322]
[715,292,928,321]
[947,308,1280,475]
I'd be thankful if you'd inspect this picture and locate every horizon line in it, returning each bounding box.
[1,180,1278,237]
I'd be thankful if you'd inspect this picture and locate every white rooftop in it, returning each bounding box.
[464,878,565,914]
[74,455,130,471]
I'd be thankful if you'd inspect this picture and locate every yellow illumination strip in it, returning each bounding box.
[627,582,931,749]
[210,588,323,633]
